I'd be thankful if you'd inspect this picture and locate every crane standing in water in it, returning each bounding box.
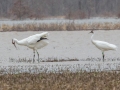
[90,30,117,61]
[12,32,49,62]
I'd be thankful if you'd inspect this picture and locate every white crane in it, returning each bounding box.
[90,30,117,61]
[12,32,49,62]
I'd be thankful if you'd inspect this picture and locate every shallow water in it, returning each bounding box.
[0,18,120,26]
[0,30,120,72]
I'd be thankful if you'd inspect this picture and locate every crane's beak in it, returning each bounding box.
[12,39,17,49]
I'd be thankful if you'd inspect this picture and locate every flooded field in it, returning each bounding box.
[0,30,120,72]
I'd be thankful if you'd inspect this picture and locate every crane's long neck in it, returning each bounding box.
[14,38,25,46]
[91,33,95,44]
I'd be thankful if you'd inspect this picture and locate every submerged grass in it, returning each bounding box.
[1,22,120,31]
[9,57,120,63]
[9,57,79,63]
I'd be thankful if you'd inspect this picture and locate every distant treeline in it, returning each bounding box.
[0,0,120,19]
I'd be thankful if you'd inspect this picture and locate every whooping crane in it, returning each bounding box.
[90,30,117,61]
[12,32,49,62]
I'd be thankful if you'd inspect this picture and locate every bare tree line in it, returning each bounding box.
[0,0,120,19]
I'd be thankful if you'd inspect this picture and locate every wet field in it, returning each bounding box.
[0,30,120,72]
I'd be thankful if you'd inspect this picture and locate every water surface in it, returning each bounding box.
[0,30,120,72]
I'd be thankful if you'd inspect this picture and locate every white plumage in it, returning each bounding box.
[12,32,49,62]
[90,30,117,61]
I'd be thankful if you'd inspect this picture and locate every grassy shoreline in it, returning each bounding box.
[0,71,120,90]
[0,22,120,31]
[0,57,120,89]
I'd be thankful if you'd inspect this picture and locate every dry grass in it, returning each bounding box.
[1,22,120,31]
[0,58,120,89]
[0,71,120,90]
[0,58,120,90]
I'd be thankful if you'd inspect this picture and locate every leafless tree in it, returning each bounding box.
[0,0,120,19]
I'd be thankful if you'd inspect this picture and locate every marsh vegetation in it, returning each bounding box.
[1,21,120,31]
[0,66,120,90]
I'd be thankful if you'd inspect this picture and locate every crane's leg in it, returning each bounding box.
[36,50,39,63]
[33,50,35,63]
[102,52,105,62]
